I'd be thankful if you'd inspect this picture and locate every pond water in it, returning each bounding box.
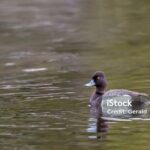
[0,0,150,150]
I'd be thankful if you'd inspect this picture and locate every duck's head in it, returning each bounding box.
[85,71,107,93]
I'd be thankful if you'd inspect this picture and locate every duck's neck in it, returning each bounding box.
[96,87,105,95]
[96,91,104,95]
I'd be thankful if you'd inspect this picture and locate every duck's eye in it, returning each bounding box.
[97,76,100,80]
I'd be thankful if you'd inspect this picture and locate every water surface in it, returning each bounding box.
[0,0,150,150]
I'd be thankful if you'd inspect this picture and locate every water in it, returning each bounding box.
[0,0,150,149]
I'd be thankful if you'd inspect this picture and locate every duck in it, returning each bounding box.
[85,71,149,108]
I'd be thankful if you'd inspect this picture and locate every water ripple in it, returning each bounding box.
[22,68,48,73]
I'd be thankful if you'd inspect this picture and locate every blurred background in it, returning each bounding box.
[0,0,150,150]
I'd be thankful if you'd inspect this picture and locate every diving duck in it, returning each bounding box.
[85,71,149,108]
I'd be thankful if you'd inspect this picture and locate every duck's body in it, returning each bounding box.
[86,71,149,108]
[90,89,148,107]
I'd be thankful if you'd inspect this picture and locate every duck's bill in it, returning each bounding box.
[85,80,95,86]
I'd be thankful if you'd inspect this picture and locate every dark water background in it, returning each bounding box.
[0,0,150,149]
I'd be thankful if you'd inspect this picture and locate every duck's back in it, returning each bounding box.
[103,89,149,103]
[104,89,147,96]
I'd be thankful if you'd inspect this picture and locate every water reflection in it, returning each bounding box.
[87,117,108,140]
[87,101,108,140]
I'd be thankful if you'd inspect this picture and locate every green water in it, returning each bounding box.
[0,0,150,150]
